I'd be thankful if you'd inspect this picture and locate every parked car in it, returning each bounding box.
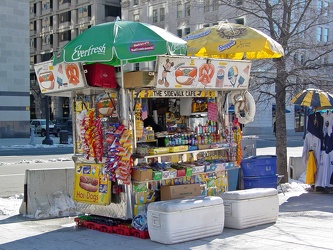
[53,119,73,137]
[30,119,56,137]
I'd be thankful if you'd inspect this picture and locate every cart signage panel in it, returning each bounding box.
[74,163,111,205]
[155,55,251,90]
[137,89,217,98]
[34,60,87,94]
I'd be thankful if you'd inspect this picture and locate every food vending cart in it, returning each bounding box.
[34,55,254,223]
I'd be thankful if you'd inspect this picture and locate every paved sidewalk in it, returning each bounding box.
[0,190,332,250]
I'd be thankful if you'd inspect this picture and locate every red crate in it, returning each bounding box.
[83,63,117,88]
[131,228,150,239]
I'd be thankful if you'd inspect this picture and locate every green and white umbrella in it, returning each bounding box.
[53,20,187,66]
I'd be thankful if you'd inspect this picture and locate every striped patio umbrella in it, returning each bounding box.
[290,88,333,108]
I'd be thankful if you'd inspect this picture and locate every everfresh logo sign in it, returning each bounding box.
[71,44,107,61]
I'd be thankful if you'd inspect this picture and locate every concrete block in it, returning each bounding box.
[289,157,306,180]
[20,168,75,218]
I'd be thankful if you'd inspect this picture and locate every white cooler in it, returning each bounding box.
[220,188,278,229]
[147,196,224,244]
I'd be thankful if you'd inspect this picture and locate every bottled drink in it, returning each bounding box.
[164,135,169,147]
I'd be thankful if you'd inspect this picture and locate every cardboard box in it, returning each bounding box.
[131,168,153,182]
[123,71,155,88]
[160,184,201,201]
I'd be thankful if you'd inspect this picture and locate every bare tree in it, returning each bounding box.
[217,0,333,182]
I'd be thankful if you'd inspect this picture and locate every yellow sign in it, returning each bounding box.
[73,163,110,205]
[137,90,216,98]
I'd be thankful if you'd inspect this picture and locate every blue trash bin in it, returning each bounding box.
[240,155,277,189]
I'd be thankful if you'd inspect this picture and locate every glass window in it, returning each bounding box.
[133,0,139,6]
[42,0,50,10]
[134,63,139,71]
[213,0,219,11]
[323,28,329,42]
[30,4,36,14]
[204,0,210,12]
[42,34,52,45]
[105,5,121,17]
[134,13,140,22]
[160,8,165,22]
[177,2,182,18]
[316,27,322,41]
[318,1,329,16]
[78,6,90,19]
[177,29,182,38]
[185,2,190,16]
[236,0,243,5]
[184,27,190,35]
[59,11,71,23]
[153,9,158,23]
[59,30,71,42]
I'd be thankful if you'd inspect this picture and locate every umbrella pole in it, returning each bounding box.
[303,106,308,139]
[120,60,129,126]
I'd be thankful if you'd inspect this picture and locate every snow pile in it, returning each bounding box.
[32,191,77,219]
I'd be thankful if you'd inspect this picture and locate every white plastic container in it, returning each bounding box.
[147,196,224,244]
[220,188,278,229]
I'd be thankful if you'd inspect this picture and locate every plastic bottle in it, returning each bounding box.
[198,124,203,134]
[164,135,169,147]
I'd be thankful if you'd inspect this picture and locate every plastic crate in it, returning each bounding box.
[243,175,277,189]
[241,155,277,177]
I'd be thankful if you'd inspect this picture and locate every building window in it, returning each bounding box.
[59,30,71,42]
[134,13,140,22]
[177,2,182,18]
[317,27,329,42]
[41,53,53,61]
[203,24,209,28]
[42,34,52,45]
[300,53,305,64]
[30,21,36,31]
[235,17,245,25]
[133,0,139,6]
[78,6,90,19]
[184,27,190,35]
[177,29,182,38]
[42,16,53,28]
[59,11,71,23]
[78,27,89,35]
[323,28,329,42]
[213,0,219,11]
[185,2,190,17]
[236,0,243,5]
[30,38,36,49]
[318,1,329,16]
[134,63,139,71]
[153,9,158,23]
[105,5,121,18]
[160,8,165,22]
[204,0,210,12]
[42,0,51,10]
[30,4,36,14]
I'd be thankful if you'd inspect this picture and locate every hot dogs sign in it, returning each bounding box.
[34,60,86,94]
[156,55,251,90]
[74,163,111,205]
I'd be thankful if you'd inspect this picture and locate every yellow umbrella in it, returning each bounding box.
[183,22,284,60]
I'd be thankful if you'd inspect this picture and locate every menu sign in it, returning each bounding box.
[34,60,87,94]
[155,55,251,90]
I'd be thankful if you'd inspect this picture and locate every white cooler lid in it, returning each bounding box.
[220,188,278,200]
[147,196,223,212]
